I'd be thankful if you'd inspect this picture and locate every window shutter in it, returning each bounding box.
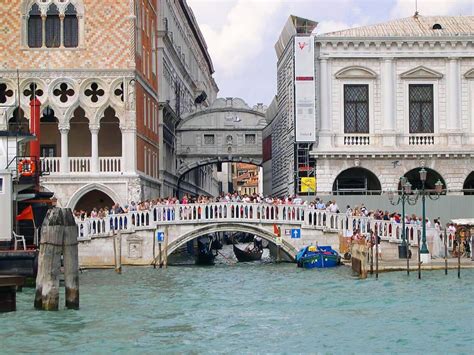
[28,4,42,48]
[64,4,78,48]
[45,4,61,48]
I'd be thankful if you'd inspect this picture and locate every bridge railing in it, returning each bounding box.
[77,203,447,249]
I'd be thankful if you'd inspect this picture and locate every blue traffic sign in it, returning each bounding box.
[291,229,301,239]
[156,231,165,243]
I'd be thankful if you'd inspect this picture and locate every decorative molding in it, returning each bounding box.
[335,66,377,79]
[464,68,474,79]
[400,66,443,79]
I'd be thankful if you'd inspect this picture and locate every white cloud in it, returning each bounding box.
[390,0,473,18]
[191,0,285,78]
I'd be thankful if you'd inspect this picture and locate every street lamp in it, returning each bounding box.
[388,177,418,266]
[419,168,443,264]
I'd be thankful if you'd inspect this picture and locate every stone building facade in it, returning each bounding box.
[156,0,220,197]
[315,15,474,195]
[0,0,220,211]
[269,15,474,196]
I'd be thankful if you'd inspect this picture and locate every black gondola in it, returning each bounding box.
[233,244,263,262]
[196,236,216,265]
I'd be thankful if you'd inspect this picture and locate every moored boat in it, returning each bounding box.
[233,244,263,262]
[195,236,216,266]
[296,245,341,269]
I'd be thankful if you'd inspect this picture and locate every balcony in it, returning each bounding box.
[40,157,123,174]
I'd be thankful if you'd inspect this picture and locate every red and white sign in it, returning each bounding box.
[294,36,316,142]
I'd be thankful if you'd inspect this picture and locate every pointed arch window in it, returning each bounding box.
[45,4,61,48]
[28,3,42,48]
[64,4,78,48]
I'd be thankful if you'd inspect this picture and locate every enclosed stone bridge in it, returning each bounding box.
[176,98,267,176]
[75,202,442,267]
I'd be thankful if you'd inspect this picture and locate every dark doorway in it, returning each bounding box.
[332,167,381,195]
[74,189,115,213]
[463,171,474,195]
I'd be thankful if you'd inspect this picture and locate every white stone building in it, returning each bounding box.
[269,15,474,196]
[315,15,474,195]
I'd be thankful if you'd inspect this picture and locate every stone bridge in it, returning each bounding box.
[176,98,267,177]
[75,203,445,267]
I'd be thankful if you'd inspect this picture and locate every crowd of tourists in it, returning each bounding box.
[74,192,442,230]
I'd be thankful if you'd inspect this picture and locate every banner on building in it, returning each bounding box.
[294,36,316,142]
[300,177,316,193]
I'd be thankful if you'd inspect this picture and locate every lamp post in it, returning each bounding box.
[388,177,418,274]
[419,168,444,265]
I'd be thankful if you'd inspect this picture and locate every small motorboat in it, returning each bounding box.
[233,244,263,262]
[296,245,341,269]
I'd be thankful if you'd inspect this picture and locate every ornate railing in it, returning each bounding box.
[76,202,449,249]
[40,157,60,173]
[40,157,123,174]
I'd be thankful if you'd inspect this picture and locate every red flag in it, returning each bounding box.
[16,206,34,221]
[273,224,280,236]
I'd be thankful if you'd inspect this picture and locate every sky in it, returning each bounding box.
[186,0,473,107]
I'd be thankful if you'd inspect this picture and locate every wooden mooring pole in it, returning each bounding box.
[35,208,79,311]
[444,230,448,275]
[113,231,122,274]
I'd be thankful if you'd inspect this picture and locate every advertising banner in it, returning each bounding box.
[294,36,316,142]
[300,177,316,193]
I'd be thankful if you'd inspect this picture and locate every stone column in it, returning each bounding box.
[382,58,396,146]
[59,127,69,173]
[59,15,65,48]
[41,16,46,48]
[447,57,460,131]
[90,126,99,173]
[122,125,137,173]
[319,58,331,147]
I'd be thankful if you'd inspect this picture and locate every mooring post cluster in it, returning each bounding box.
[34,207,79,311]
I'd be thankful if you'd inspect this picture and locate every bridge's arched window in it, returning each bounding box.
[27,3,42,48]
[64,4,79,48]
[45,4,61,48]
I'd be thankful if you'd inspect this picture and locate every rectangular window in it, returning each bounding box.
[409,84,434,133]
[143,94,147,128]
[344,84,369,134]
[0,177,3,193]
[40,145,56,157]
[28,16,42,48]
[245,134,256,144]
[204,134,215,145]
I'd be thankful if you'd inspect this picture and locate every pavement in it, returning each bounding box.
[343,257,474,272]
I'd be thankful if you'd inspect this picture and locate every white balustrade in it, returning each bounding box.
[41,157,123,175]
[343,135,371,146]
[70,157,91,173]
[408,135,435,145]
[100,157,122,173]
[76,202,454,252]
[40,157,60,173]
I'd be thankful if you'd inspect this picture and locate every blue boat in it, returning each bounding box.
[296,245,341,269]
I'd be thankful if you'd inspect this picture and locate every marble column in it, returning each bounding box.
[59,127,69,173]
[90,126,99,173]
[382,58,396,146]
[447,57,460,131]
[121,125,137,173]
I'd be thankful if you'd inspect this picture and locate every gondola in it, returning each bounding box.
[233,244,263,262]
[196,236,216,266]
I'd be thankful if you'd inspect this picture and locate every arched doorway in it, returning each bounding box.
[69,107,91,157]
[332,167,382,195]
[74,189,115,213]
[99,106,122,157]
[401,167,446,192]
[463,171,474,195]
[40,106,60,158]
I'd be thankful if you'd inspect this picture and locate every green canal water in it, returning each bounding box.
[1,255,473,353]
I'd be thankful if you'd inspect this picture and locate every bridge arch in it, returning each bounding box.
[176,97,267,179]
[166,223,297,261]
